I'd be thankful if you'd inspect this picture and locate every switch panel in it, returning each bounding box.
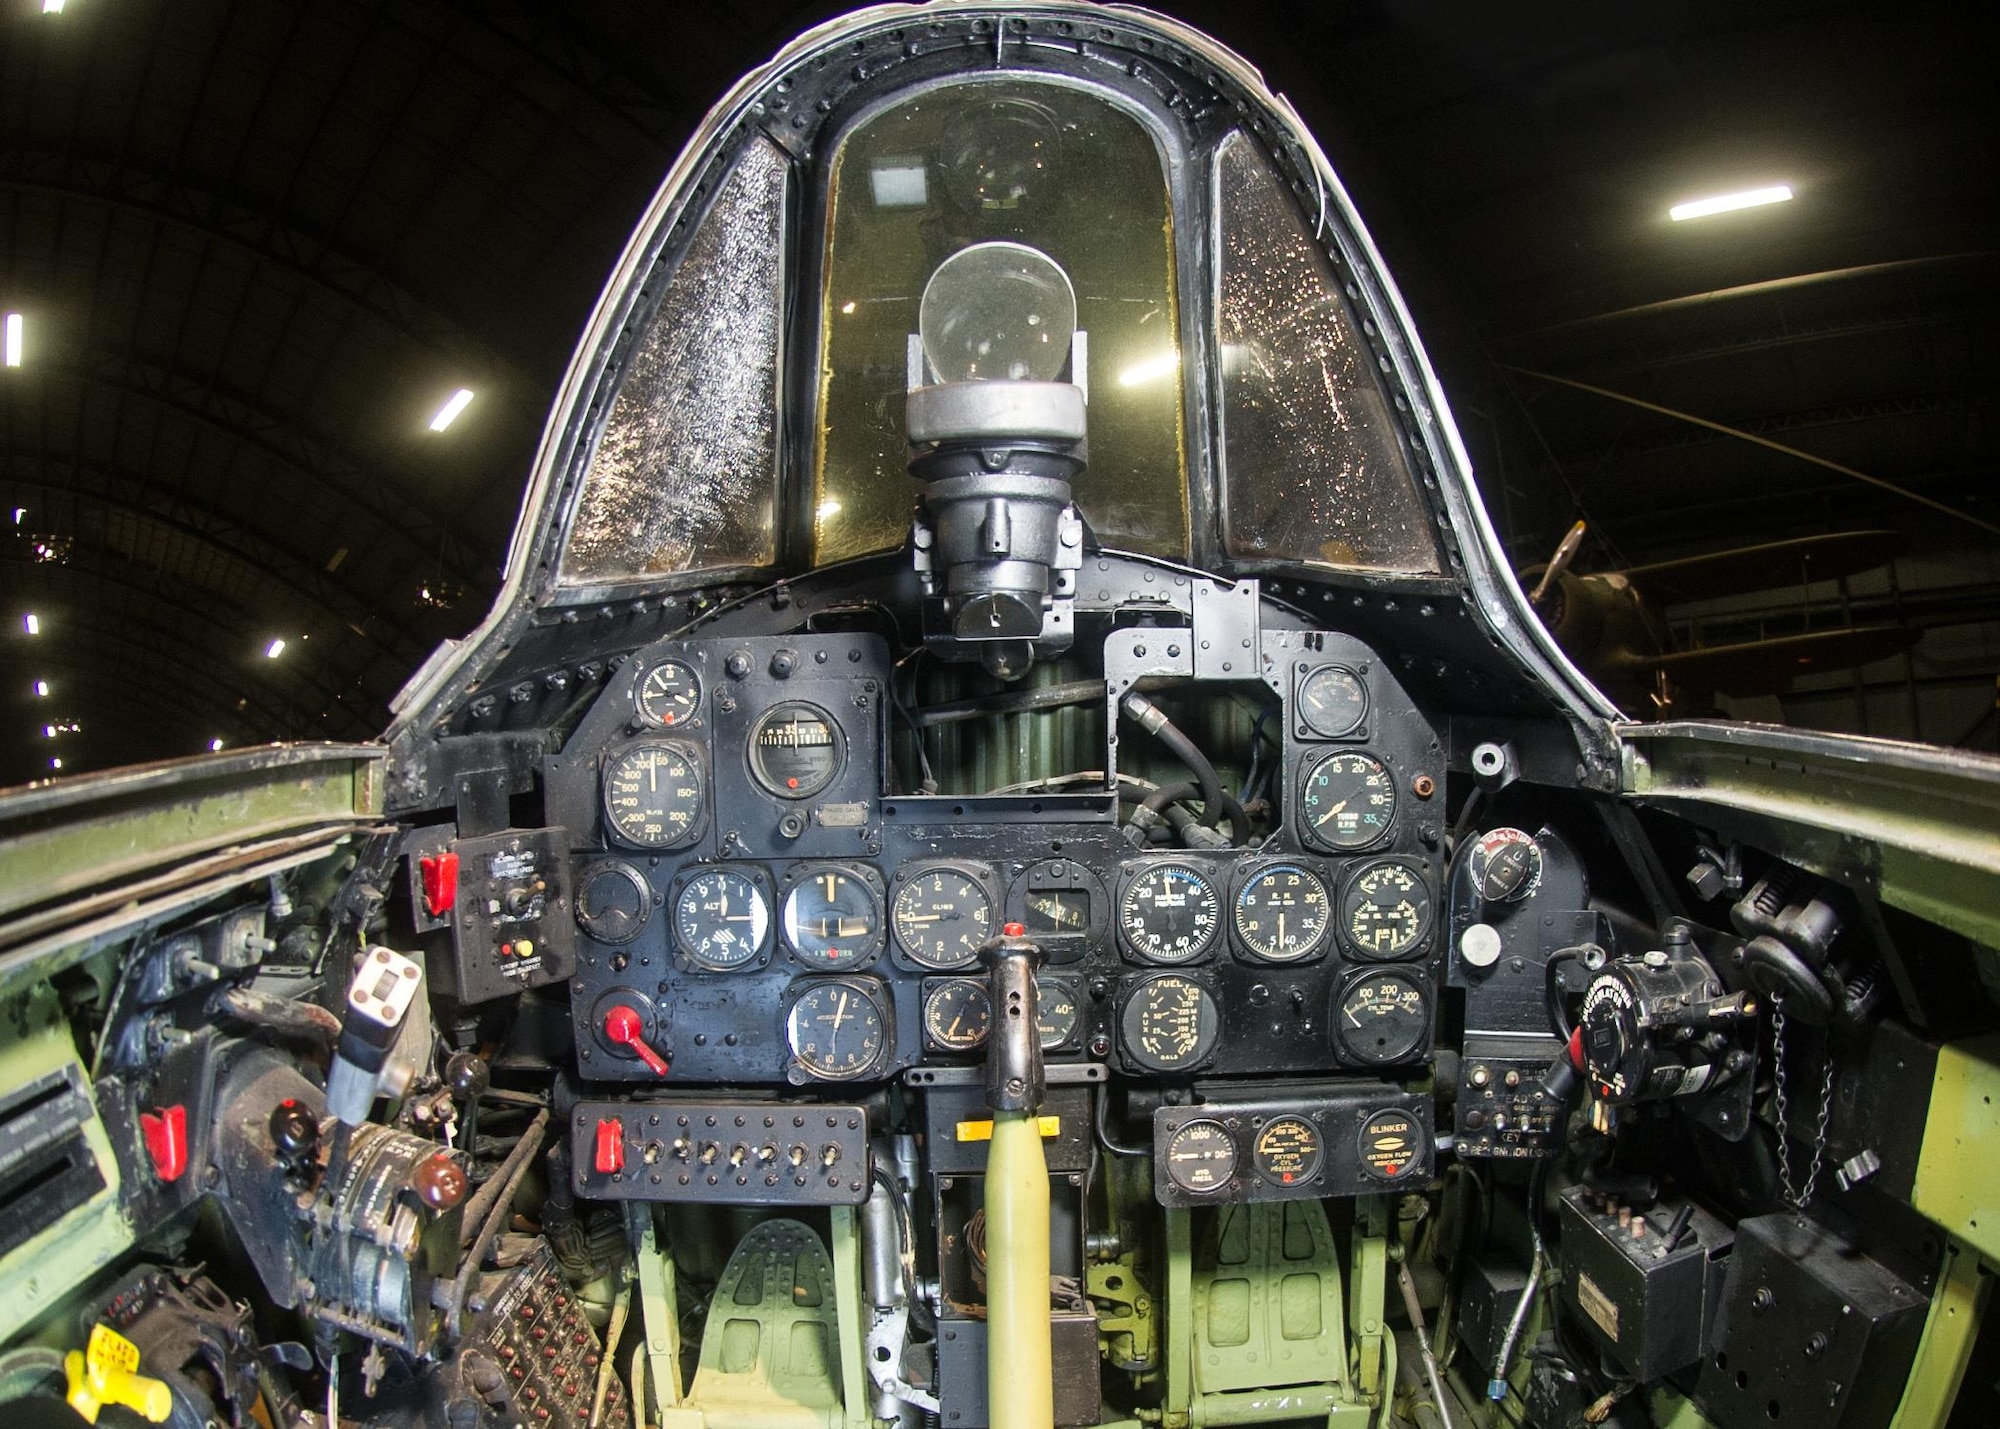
[1151,1083,1433,1207]
[1456,1034,1570,1158]
[569,1101,870,1205]
[447,828,577,1003]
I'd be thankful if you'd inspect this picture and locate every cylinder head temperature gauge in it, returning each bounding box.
[1334,969,1431,1067]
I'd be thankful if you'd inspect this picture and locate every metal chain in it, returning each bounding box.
[1771,993,1836,1213]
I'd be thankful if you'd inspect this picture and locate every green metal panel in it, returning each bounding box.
[825,1206,871,1429]
[636,1220,685,1415]
[1913,1034,2000,1263]
[1888,1239,1993,1429]
[1190,1201,1348,1396]
[1348,1197,1389,1403]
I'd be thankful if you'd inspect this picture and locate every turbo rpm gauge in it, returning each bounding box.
[1297,665,1368,739]
[891,866,995,970]
[634,659,701,728]
[1120,973,1221,1072]
[1340,859,1433,960]
[602,741,705,850]
[1298,750,1397,851]
[922,978,991,1052]
[1232,864,1332,962]
[1335,970,1431,1067]
[674,868,771,972]
[1163,1119,1237,1195]
[1252,1116,1325,1188]
[748,702,844,799]
[785,978,890,1081]
[782,866,884,971]
[1119,864,1221,964]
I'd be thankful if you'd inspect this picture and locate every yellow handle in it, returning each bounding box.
[65,1327,174,1425]
[984,1111,1054,1429]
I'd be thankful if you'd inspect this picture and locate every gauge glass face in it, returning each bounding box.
[892,868,994,969]
[1023,887,1091,938]
[1297,665,1368,738]
[922,979,991,1052]
[786,980,888,1080]
[1120,974,1220,1072]
[1336,971,1430,1066]
[1252,1116,1325,1187]
[675,869,771,971]
[575,860,652,944]
[782,867,882,970]
[635,660,701,727]
[1469,828,1543,903]
[1233,864,1332,962]
[748,702,843,799]
[1037,976,1080,1051]
[1164,1119,1237,1194]
[1342,860,1432,959]
[1120,864,1221,964]
[1358,1108,1425,1182]
[1299,751,1397,851]
[602,742,704,849]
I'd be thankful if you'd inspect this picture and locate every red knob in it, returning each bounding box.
[603,1004,669,1076]
[593,1118,625,1175]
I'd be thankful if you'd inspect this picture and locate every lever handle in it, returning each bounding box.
[603,1004,669,1076]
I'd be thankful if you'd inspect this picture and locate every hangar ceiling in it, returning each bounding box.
[3,0,1996,783]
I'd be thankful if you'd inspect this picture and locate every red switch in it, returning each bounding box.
[139,1104,188,1182]
[593,1119,625,1175]
[602,1005,669,1077]
[420,850,460,917]
[1003,922,1026,938]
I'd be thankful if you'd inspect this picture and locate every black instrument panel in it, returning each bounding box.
[555,628,1445,1087]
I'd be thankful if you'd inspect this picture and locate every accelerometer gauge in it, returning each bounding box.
[634,659,701,728]
[1340,859,1433,960]
[1119,863,1221,964]
[748,701,843,799]
[922,978,991,1052]
[575,860,652,945]
[784,978,890,1081]
[1335,970,1431,1067]
[1037,976,1080,1051]
[1252,1116,1325,1187]
[1120,973,1221,1072]
[892,866,994,970]
[782,866,884,971]
[602,741,705,849]
[1163,1119,1237,1195]
[1298,750,1397,851]
[674,868,771,971]
[1468,827,1544,904]
[1357,1107,1427,1183]
[1297,665,1368,739]
[1233,864,1332,962]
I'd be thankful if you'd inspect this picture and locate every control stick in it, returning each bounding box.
[981,923,1053,1429]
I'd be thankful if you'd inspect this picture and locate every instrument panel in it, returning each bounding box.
[553,628,1446,1087]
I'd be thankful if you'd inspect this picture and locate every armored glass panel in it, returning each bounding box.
[1216,132,1440,574]
[815,79,1186,564]
[560,138,788,586]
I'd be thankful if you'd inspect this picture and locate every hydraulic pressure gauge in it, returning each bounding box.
[1298,751,1397,851]
[602,741,706,850]
[575,860,652,945]
[891,865,994,970]
[781,865,884,971]
[673,868,772,972]
[922,978,991,1052]
[1296,665,1368,739]
[635,659,701,728]
[784,978,890,1082]
[1252,1116,1325,1187]
[1232,864,1332,962]
[1163,1119,1237,1195]
[1119,863,1221,964]
[1468,828,1544,904]
[748,702,844,799]
[1340,859,1433,960]
[1335,970,1431,1067]
[1120,973,1221,1072]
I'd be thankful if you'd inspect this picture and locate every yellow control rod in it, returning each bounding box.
[985,1109,1053,1429]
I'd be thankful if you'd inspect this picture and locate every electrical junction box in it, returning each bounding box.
[1557,1184,1732,1382]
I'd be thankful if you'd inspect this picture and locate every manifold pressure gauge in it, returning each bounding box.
[1119,863,1221,964]
[602,741,705,849]
[1163,1119,1237,1195]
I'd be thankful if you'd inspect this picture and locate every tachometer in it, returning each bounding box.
[781,865,884,971]
[891,865,994,970]
[1119,863,1221,964]
[635,659,701,728]
[1335,970,1430,1067]
[1298,750,1396,851]
[749,702,844,799]
[1252,1116,1324,1187]
[1120,973,1220,1072]
[1340,859,1432,960]
[602,741,705,849]
[784,978,890,1081]
[922,978,991,1052]
[1163,1119,1237,1195]
[673,868,772,971]
[1232,864,1331,962]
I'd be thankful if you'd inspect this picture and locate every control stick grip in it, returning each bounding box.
[603,1004,670,1076]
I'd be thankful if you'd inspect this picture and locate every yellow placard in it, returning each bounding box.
[954,1116,1061,1142]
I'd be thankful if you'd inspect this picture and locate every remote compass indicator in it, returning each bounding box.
[1120,864,1221,964]
[1233,864,1332,962]
[1120,974,1221,1072]
[1252,1116,1324,1186]
[635,659,701,727]
[1341,859,1432,960]
[785,978,890,1082]
[602,741,705,849]
[1164,1119,1237,1195]
[748,702,844,799]
[1296,665,1368,739]
[674,868,771,972]
[1298,750,1397,851]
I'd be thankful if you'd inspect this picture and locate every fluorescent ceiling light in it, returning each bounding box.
[265,638,287,659]
[43,0,65,12]
[2,314,20,368]
[429,388,475,431]
[23,613,39,635]
[869,161,927,209]
[210,738,225,752]
[1118,349,1180,387]
[34,681,49,697]
[1670,185,1793,221]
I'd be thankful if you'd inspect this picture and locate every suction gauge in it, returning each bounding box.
[635,659,701,727]
[749,702,843,799]
[922,978,991,1052]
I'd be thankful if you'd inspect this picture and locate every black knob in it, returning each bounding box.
[269,1098,319,1159]
[447,1051,490,1100]
[725,651,752,679]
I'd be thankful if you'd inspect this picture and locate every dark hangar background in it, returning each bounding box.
[3,0,1997,784]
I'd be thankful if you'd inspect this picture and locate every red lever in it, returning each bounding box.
[603,1005,669,1076]
[139,1104,188,1182]
[420,851,460,917]
[593,1119,625,1175]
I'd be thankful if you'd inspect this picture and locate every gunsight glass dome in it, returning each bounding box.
[919,241,1075,384]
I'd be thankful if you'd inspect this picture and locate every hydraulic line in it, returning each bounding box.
[1490,1162,1549,1401]
[1118,692,1226,829]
